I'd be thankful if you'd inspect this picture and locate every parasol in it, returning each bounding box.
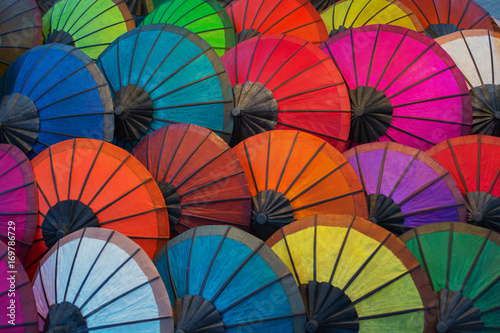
[0,43,114,159]
[321,0,424,37]
[320,25,472,151]
[221,34,351,150]
[32,228,174,332]
[400,222,500,331]
[96,24,233,149]
[25,138,169,277]
[343,142,466,235]
[427,135,500,231]
[398,0,493,38]
[0,0,42,77]
[233,130,367,240]
[266,214,437,332]
[0,241,38,332]
[42,0,135,59]
[436,30,500,136]
[132,124,251,237]
[310,0,337,13]
[141,0,236,56]
[0,144,37,264]
[154,225,306,332]
[226,0,329,45]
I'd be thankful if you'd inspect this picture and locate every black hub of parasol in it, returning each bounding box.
[0,93,39,155]
[329,25,349,38]
[435,289,484,332]
[113,84,154,143]
[463,191,500,231]
[470,84,500,136]
[299,281,359,332]
[44,29,75,46]
[157,181,182,229]
[348,86,393,144]
[230,81,278,146]
[425,24,461,39]
[42,200,99,248]
[250,189,294,240]
[366,193,406,235]
[44,301,88,333]
[236,29,261,44]
[174,295,225,333]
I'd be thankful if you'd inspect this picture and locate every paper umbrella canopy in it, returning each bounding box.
[343,142,467,235]
[32,228,174,332]
[25,139,169,277]
[427,135,500,231]
[233,130,367,240]
[266,214,437,332]
[320,24,472,151]
[400,222,500,331]
[153,225,306,332]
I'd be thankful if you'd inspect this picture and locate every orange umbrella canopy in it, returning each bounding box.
[226,0,329,45]
[25,139,169,277]
[233,130,367,240]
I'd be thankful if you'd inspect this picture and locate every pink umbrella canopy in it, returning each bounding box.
[320,25,472,151]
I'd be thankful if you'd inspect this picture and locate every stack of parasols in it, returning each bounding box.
[0,0,500,331]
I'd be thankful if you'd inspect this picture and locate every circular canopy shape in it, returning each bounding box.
[0,43,114,159]
[132,124,251,237]
[0,0,42,77]
[0,144,37,264]
[32,228,174,332]
[320,25,472,151]
[436,30,500,136]
[96,24,233,149]
[154,225,306,332]
[42,0,135,59]
[343,142,467,235]
[233,130,367,240]
[398,0,494,38]
[427,135,500,231]
[141,0,236,56]
[266,214,437,332]
[221,34,351,150]
[25,139,169,277]
[0,241,38,332]
[226,0,329,45]
[321,0,424,37]
[400,222,500,331]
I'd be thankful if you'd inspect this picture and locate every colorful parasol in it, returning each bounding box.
[233,130,367,240]
[427,135,500,231]
[0,144,37,264]
[141,0,236,56]
[25,139,169,277]
[0,0,42,77]
[320,25,472,151]
[343,142,466,235]
[400,222,500,331]
[42,0,135,59]
[226,0,329,45]
[0,241,38,332]
[132,124,251,237]
[0,43,114,159]
[436,30,500,136]
[398,0,493,38]
[321,0,424,37]
[32,228,174,332]
[96,24,233,149]
[154,225,306,332]
[221,34,351,150]
[266,214,437,332]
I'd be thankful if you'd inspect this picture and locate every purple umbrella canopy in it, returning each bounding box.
[343,142,467,235]
[0,144,37,264]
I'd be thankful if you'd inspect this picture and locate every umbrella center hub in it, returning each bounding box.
[366,194,405,235]
[251,189,294,240]
[113,84,154,144]
[44,301,87,332]
[44,29,75,46]
[436,289,484,332]
[463,191,500,230]
[0,93,39,155]
[348,86,393,144]
[157,181,182,229]
[305,319,320,332]
[495,111,500,120]
[470,84,500,135]
[174,295,223,333]
[42,200,99,248]
[236,29,261,44]
[425,24,460,39]
[232,107,241,117]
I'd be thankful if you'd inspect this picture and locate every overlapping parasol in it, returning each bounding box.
[132,124,251,237]
[266,214,437,332]
[320,25,472,151]
[233,130,367,240]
